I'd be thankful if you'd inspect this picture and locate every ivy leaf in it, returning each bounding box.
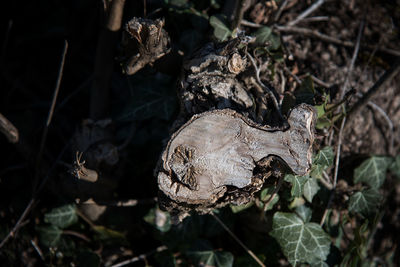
[354,156,392,188]
[117,73,177,122]
[44,204,77,229]
[209,15,232,42]
[310,260,330,267]
[310,164,326,179]
[303,177,320,203]
[231,201,253,213]
[313,147,334,168]
[285,174,308,197]
[186,250,234,267]
[295,205,312,223]
[348,188,381,217]
[144,206,171,232]
[389,155,400,179]
[93,225,126,241]
[270,212,331,266]
[253,26,281,50]
[259,186,280,211]
[37,225,62,247]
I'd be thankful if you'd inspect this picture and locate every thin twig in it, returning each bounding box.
[320,117,346,226]
[0,41,68,250]
[30,239,45,261]
[274,25,400,57]
[110,246,168,267]
[62,230,91,242]
[0,138,71,249]
[339,19,365,100]
[319,171,333,190]
[211,213,266,267]
[287,0,326,26]
[0,113,19,143]
[241,19,262,28]
[246,51,284,121]
[0,199,35,249]
[283,65,301,84]
[274,0,289,22]
[367,101,395,156]
[34,40,68,191]
[346,58,400,127]
[262,175,284,214]
[310,74,331,88]
[77,197,157,207]
[300,16,330,23]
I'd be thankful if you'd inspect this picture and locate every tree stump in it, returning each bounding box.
[156,37,316,219]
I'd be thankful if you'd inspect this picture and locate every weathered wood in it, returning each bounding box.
[120,17,171,75]
[157,104,315,208]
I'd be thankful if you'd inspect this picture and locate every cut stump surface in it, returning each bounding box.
[157,104,315,210]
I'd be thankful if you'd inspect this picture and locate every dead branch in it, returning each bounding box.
[367,101,395,156]
[287,0,326,26]
[90,0,126,120]
[339,19,365,100]
[121,17,170,75]
[0,113,19,143]
[34,40,68,191]
[345,59,400,127]
[246,51,284,121]
[274,25,400,57]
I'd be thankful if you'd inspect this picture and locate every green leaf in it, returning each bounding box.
[354,156,392,188]
[270,212,331,266]
[44,204,77,229]
[37,225,62,247]
[310,260,330,267]
[253,27,281,50]
[93,225,126,241]
[313,147,334,168]
[389,155,400,178]
[144,206,171,232]
[285,174,308,197]
[295,205,312,223]
[187,250,234,267]
[348,188,381,217]
[209,15,232,42]
[259,186,280,211]
[231,201,254,213]
[303,177,320,203]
